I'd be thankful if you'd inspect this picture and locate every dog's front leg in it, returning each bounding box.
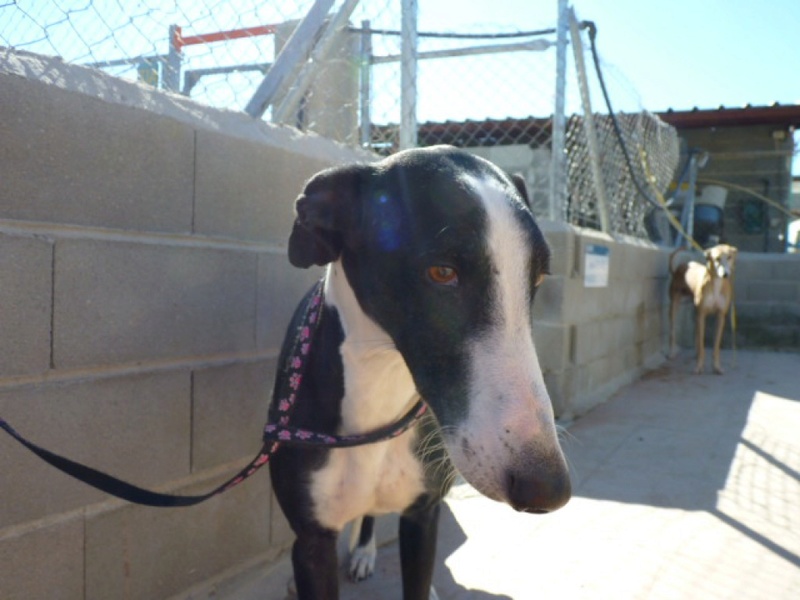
[712,310,727,374]
[668,296,680,358]
[399,498,441,600]
[694,309,707,374]
[292,529,339,600]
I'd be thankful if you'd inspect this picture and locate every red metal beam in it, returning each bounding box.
[173,24,278,52]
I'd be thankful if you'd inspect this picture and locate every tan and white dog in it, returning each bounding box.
[669,244,738,374]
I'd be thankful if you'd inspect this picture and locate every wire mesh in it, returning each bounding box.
[564,21,680,237]
[1,1,684,240]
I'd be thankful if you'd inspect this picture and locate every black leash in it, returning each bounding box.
[1,279,427,508]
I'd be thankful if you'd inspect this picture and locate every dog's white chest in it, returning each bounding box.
[310,430,426,531]
[308,318,427,530]
[702,278,728,312]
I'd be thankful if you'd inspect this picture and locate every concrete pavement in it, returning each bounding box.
[208,349,800,600]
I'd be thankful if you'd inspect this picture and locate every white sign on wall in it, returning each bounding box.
[584,244,610,288]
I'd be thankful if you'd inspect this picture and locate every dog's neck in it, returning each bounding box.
[323,262,419,434]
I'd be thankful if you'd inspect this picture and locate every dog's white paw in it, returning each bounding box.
[348,541,377,581]
[286,576,297,598]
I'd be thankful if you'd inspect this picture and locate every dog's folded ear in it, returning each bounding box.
[509,173,531,209]
[288,164,368,268]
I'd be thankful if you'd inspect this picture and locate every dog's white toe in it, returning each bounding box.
[348,543,377,582]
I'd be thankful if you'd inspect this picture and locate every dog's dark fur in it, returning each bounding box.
[269,146,570,599]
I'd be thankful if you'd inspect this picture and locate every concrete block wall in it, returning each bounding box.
[729,253,800,349]
[534,222,668,419]
[0,49,370,600]
[0,47,681,599]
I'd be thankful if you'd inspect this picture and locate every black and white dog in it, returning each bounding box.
[269,146,571,599]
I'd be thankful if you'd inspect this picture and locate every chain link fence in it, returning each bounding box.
[563,17,679,238]
[1,0,682,239]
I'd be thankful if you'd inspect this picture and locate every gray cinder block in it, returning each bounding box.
[0,74,194,233]
[53,239,258,368]
[0,370,190,528]
[84,472,272,600]
[0,235,52,377]
[192,359,275,472]
[0,516,84,600]
[193,131,333,244]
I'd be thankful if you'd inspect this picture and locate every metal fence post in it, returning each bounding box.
[549,0,568,222]
[569,7,611,233]
[359,20,373,148]
[272,0,361,125]
[164,25,182,92]
[399,0,418,150]
[244,0,336,119]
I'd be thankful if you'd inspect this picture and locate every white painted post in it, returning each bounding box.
[549,0,568,222]
[568,7,611,233]
[399,0,418,150]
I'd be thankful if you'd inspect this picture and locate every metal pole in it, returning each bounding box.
[568,7,611,233]
[244,0,336,118]
[164,25,182,92]
[399,0,418,150]
[273,0,361,124]
[549,0,568,222]
[359,20,373,148]
[372,39,553,64]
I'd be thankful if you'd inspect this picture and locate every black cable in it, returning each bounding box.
[583,20,662,209]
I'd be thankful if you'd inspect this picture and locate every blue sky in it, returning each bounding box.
[423,0,800,113]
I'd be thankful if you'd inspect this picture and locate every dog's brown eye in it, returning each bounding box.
[427,266,459,286]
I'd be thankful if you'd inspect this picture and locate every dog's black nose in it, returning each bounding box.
[506,465,571,514]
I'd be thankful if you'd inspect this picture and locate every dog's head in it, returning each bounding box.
[289,145,570,513]
[705,244,737,279]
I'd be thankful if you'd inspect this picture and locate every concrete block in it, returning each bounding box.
[542,368,574,419]
[53,239,258,368]
[532,321,570,373]
[85,472,272,600]
[0,235,52,377]
[0,516,84,600]
[539,219,576,277]
[192,359,275,471]
[194,130,335,243]
[743,282,797,303]
[257,252,324,353]
[0,73,194,232]
[533,275,565,322]
[608,240,631,283]
[771,256,800,279]
[636,309,663,344]
[573,317,635,365]
[0,371,190,528]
